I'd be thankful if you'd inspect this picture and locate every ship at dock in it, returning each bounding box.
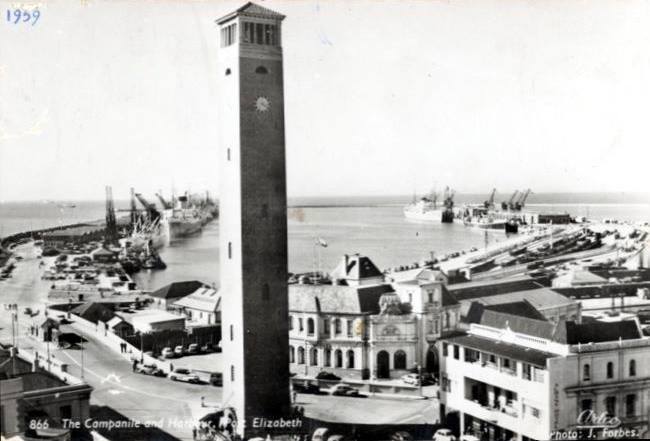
[404,186,456,223]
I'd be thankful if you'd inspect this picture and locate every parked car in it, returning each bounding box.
[391,431,414,441]
[401,373,436,386]
[169,368,200,384]
[136,364,166,377]
[311,428,331,441]
[209,373,223,387]
[432,428,456,441]
[459,435,480,441]
[161,347,174,359]
[174,345,184,357]
[187,343,199,355]
[330,384,360,397]
[200,343,214,353]
[315,371,341,381]
[293,381,320,394]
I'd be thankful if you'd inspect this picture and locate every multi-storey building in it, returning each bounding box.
[289,255,462,379]
[438,303,650,441]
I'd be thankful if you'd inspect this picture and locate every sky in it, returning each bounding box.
[1,0,649,202]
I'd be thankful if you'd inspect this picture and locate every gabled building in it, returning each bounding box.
[330,254,384,286]
[70,302,115,324]
[173,284,221,326]
[149,280,205,309]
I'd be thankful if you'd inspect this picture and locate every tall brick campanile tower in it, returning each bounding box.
[216,2,291,438]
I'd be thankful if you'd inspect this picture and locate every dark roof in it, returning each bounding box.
[441,285,459,306]
[70,302,115,324]
[150,280,205,300]
[289,284,394,314]
[448,277,543,301]
[565,320,642,344]
[216,2,286,25]
[331,254,383,282]
[444,333,556,367]
[485,300,547,321]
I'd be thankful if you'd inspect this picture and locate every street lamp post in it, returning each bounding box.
[418,363,423,397]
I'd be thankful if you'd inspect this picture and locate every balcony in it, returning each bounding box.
[463,398,520,431]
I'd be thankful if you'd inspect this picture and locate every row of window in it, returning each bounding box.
[581,394,637,417]
[582,360,636,381]
[289,316,356,337]
[221,22,279,47]
[290,346,355,369]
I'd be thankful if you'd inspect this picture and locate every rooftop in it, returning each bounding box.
[330,254,383,283]
[444,333,556,367]
[216,2,286,25]
[173,285,220,312]
[150,280,206,300]
[289,283,395,315]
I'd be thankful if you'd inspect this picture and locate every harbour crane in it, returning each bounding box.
[502,190,519,210]
[515,189,532,210]
[135,193,160,221]
[105,186,118,245]
[156,192,173,210]
[484,188,497,209]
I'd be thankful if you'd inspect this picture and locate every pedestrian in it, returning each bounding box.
[170,363,174,372]
[192,426,197,440]
[132,359,138,372]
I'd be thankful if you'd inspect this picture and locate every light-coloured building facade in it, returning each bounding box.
[172,285,221,326]
[438,308,650,441]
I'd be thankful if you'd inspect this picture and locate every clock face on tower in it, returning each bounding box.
[254,96,270,112]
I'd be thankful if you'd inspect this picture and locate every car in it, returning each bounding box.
[161,347,174,359]
[401,373,420,385]
[169,368,200,383]
[315,371,341,381]
[174,345,184,357]
[330,384,360,397]
[391,431,414,441]
[136,364,166,377]
[432,428,456,441]
[292,381,320,394]
[200,343,214,353]
[187,343,199,355]
[459,435,480,441]
[209,373,223,386]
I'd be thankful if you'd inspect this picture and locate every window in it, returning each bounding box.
[289,346,295,363]
[307,318,315,335]
[433,319,439,334]
[255,23,264,44]
[428,291,433,303]
[394,350,407,369]
[323,319,330,335]
[453,345,459,360]
[531,407,541,418]
[347,350,355,368]
[228,242,232,259]
[583,364,590,381]
[607,362,614,379]
[408,293,412,303]
[324,348,331,367]
[60,404,72,420]
[334,318,342,335]
[335,349,342,368]
[581,399,593,412]
[299,318,304,332]
[262,283,270,301]
[629,359,636,377]
[626,394,636,417]
[225,68,231,76]
[243,22,253,43]
[310,348,318,366]
[220,23,237,47]
[442,343,448,357]
[346,320,353,337]
[231,365,235,381]
[255,66,269,74]
[297,347,305,364]
[445,312,450,329]
[230,324,233,341]
[288,315,293,330]
[605,396,616,416]
[227,148,231,160]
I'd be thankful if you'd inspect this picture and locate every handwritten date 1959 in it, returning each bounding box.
[6,9,41,25]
